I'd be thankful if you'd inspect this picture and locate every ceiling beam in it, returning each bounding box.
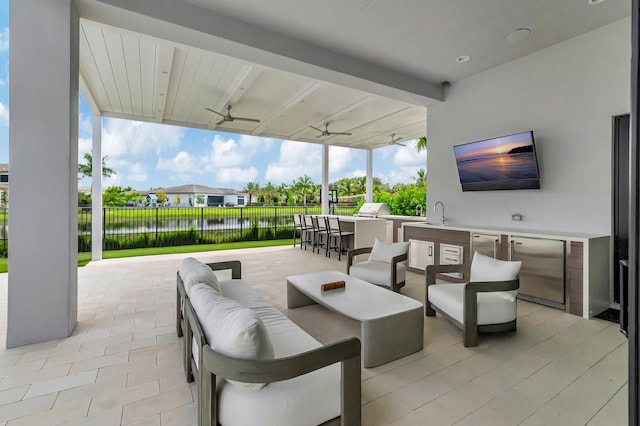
[153,44,174,123]
[251,83,321,136]
[77,0,444,106]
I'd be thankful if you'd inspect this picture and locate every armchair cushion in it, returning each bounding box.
[470,252,522,282]
[428,284,517,325]
[179,257,220,294]
[349,260,406,287]
[190,283,274,390]
[368,239,409,263]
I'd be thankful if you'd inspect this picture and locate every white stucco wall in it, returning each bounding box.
[426,18,631,235]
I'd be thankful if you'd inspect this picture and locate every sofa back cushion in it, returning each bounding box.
[368,239,409,263]
[470,252,522,282]
[190,283,274,390]
[179,257,220,294]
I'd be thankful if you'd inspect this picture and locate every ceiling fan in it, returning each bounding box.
[388,134,406,147]
[309,122,352,138]
[205,104,261,126]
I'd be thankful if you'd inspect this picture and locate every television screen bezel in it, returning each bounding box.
[453,130,541,192]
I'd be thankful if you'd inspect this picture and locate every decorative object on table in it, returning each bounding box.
[321,280,346,291]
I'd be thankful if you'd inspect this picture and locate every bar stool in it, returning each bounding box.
[311,216,328,254]
[302,215,316,251]
[326,216,354,261]
[292,214,303,248]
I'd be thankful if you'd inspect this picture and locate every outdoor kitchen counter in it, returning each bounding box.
[319,215,386,249]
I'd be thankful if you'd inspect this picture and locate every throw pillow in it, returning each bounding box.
[190,283,274,390]
[368,238,409,263]
[469,251,522,282]
[179,257,220,294]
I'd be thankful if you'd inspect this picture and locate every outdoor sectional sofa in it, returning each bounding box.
[176,257,362,426]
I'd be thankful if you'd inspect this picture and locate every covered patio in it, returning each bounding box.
[0,246,627,424]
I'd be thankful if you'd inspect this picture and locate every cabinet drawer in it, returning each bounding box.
[439,243,464,278]
[441,245,463,256]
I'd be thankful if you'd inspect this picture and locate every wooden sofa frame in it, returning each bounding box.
[347,247,408,292]
[179,260,362,426]
[425,264,519,347]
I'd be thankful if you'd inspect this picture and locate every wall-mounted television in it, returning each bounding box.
[453,131,540,191]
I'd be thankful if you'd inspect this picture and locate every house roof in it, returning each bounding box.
[156,184,244,195]
[0,164,8,173]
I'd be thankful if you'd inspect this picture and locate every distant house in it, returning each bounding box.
[150,184,248,207]
[0,163,8,207]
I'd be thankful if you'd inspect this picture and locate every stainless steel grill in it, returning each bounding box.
[355,202,390,218]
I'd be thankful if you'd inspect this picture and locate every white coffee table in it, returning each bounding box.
[287,270,424,368]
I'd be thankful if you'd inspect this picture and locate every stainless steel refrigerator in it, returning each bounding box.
[510,236,566,308]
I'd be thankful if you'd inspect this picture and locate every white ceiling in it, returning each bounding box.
[76,0,630,149]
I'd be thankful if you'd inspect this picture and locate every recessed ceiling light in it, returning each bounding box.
[456,55,470,63]
[588,0,606,4]
[507,28,532,42]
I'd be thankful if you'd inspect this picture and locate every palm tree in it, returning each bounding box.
[262,181,277,205]
[276,183,289,205]
[293,175,315,205]
[242,182,261,205]
[353,176,366,195]
[414,168,426,187]
[78,153,116,180]
[415,136,427,152]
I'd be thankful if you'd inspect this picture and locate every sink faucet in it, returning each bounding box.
[434,201,447,225]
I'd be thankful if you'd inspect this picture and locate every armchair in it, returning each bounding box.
[426,252,521,347]
[347,239,409,292]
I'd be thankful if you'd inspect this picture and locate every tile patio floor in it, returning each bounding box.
[0,245,628,425]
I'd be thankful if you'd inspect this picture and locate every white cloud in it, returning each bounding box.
[0,28,8,51]
[156,151,205,181]
[0,102,8,127]
[203,134,274,171]
[78,113,93,137]
[328,146,353,174]
[99,118,185,186]
[216,166,259,183]
[127,162,148,182]
[102,118,184,162]
[265,141,322,183]
[393,143,425,167]
[350,169,366,178]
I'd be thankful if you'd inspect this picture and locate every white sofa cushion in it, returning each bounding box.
[190,283,274,390]
[470,252,522,282]
[349,260,406,287]
[179,257,220,294]
[368,239,409,263]
[215,280,341,426]
[428,283,517,325]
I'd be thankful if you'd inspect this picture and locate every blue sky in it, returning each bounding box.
[0,1,426,191]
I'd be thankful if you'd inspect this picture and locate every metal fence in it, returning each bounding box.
[77,204,358,252]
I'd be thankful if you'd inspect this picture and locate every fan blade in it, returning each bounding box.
[309,126,324,133]
[215,118,227,126]
[397,142,407,147]
[233,117,261,123]
[205,107,225,118]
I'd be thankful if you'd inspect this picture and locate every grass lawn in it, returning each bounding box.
[0,239,293,273]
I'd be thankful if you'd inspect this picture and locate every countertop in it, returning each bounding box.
[402,222,609,241]
[379,215,427,221]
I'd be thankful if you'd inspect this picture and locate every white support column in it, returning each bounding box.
[366,149,373,203]
[92,115,103,261]
[8,0,79,347]
[322,144,329,215]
